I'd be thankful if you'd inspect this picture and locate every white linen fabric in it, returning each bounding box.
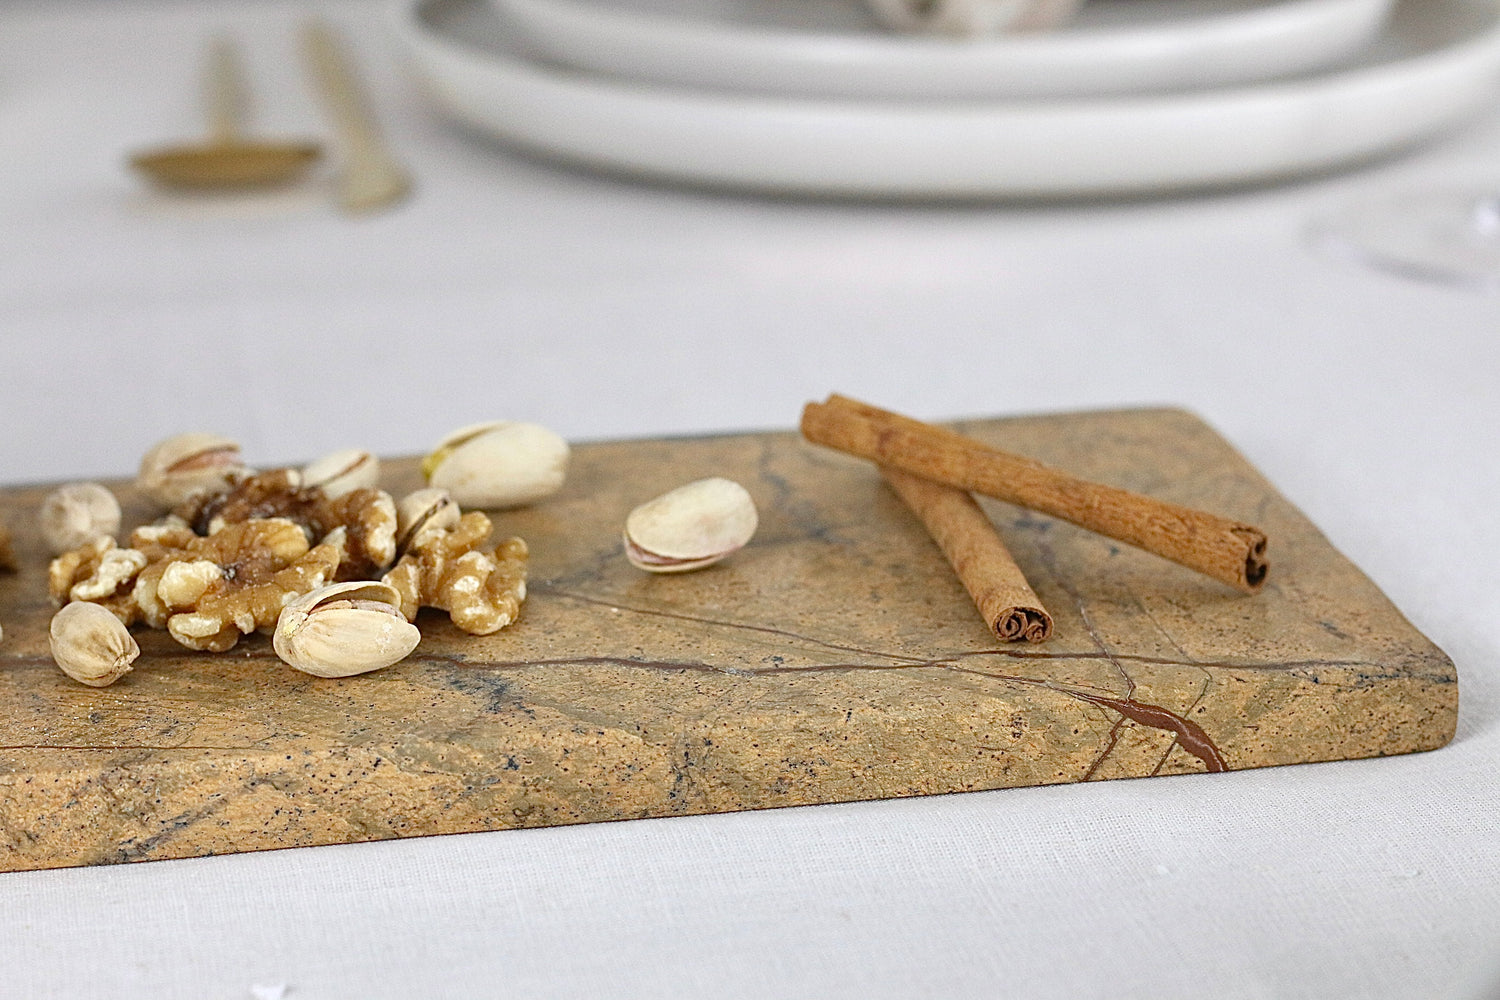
[1,2,1498,998]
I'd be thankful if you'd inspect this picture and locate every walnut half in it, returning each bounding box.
[175,470,396,581]
[48,535,147,625]
[132,518,341,652]
[383,510,527,635]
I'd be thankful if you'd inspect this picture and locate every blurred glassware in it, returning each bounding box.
[1310,190,1500,290]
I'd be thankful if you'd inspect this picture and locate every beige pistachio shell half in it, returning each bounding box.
[302,448,380,499]
[395,487,460,554]
[137,432,247,509]
[423,421,569,509]
[39,482,122,555]
[624,477,758,573]
[49,601,140,687]
[273,580,421,678]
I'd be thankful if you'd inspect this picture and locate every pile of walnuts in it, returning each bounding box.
[42,434,537,681]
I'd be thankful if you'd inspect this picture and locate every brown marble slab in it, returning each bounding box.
[0,409,1457,872]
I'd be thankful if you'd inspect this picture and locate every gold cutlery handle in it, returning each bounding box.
[205,37,247,145]
[302,19,411,213]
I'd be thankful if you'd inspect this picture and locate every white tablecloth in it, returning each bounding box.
[2,2,1499,997]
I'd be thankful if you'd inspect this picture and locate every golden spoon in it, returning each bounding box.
[130,38,320,190]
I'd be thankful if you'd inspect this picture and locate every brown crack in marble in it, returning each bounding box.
[0,408,1458,872]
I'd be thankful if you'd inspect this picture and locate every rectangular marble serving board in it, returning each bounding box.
[0,408,1458,872]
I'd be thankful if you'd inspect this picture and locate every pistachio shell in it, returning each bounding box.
[424,422,569,509]
[273,581,421,678]
[302,448,380,499]
[396,487,460,554]
[137,432,247,509]
[49,601,140,687]
[624,477,758,573]
[39,482,122,555]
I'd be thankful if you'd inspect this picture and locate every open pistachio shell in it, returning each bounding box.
[624,477,758,573]
[137,432,247,509]
[423,421,569,509]
[395,487,460,554]
[273,580,421,678]
[302,448,380,499]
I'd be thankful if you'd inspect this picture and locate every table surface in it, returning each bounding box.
[1,1,1498,997]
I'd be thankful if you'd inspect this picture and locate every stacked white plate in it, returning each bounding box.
[391,0,1500,198]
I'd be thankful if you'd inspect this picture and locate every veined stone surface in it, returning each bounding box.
[0,409,1457,872]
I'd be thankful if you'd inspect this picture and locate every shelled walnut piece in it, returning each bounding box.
[175,469,397,581]
[49,519,340,652]
[138,519,341,652]
[48,535,147,624]
[383,509,528,635]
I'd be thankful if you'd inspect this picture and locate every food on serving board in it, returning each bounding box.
[301,448,380,499]
[29,401,1270,685]
[41,430,549,683]
[422,421,570,509]
[802,394,1268,594]
[273,581,422,678]
[624,477,758,574]
[136,432,249,509]
[881,466,1052,643]
[382,511,528,635]
[39,482,122,556]
[49,601,140,687]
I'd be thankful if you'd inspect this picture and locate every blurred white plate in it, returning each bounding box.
[395,0,1500,199]
[490,0,1396,99]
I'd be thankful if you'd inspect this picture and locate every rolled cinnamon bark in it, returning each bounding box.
[802,395,1268,593]
[882,466,1053,642]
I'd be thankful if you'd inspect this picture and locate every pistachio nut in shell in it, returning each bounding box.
[40,482,122,555]
[396,487,460,554]
[50,601,140,687]
[624,477,758,573]
[423,421,569,509]
[302,448,380,499]
[274,580,421,678]
[137,432,247,508]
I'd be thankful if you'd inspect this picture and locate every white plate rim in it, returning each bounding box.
[395,0,1500,198]
[492,0,1400,99]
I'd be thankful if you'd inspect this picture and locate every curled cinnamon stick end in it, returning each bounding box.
[996,607,1053,643]
[882,467,1054,643]
[804,395,1268,594]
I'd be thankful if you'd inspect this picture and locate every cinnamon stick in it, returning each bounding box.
[882,466,1053,642]
[801,395,1268,593]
